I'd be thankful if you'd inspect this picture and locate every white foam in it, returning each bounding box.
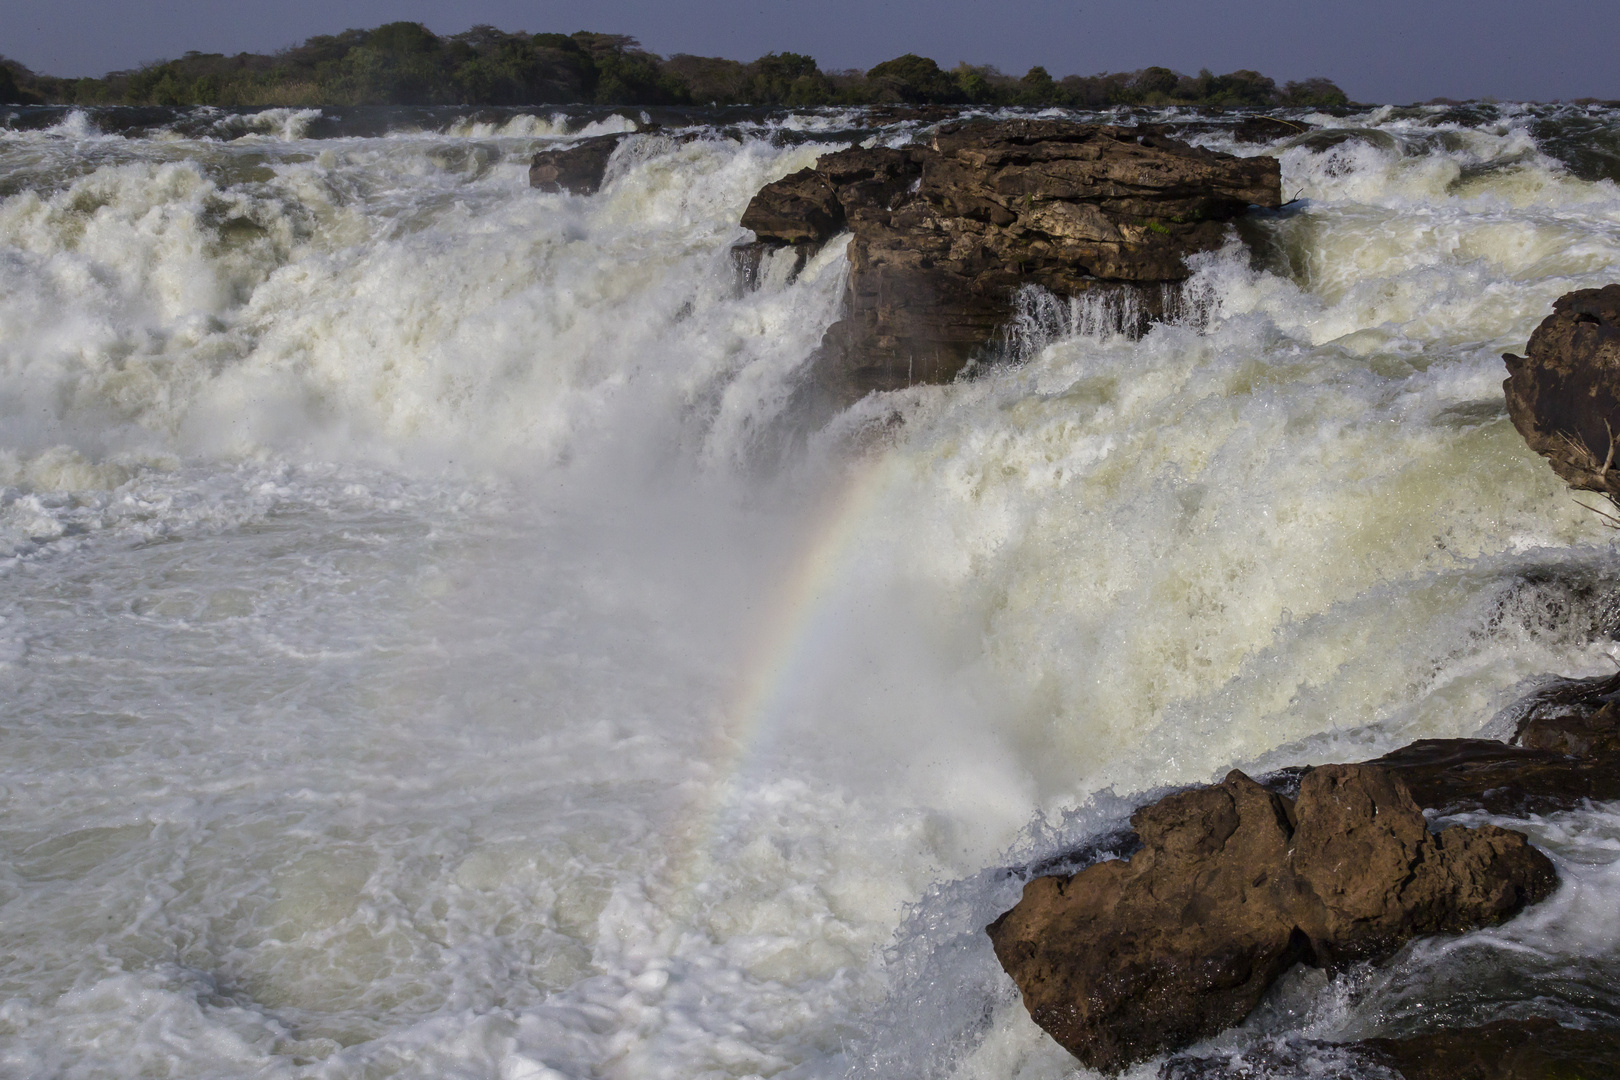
[213,108,325,142]
[4,104,1620,1080]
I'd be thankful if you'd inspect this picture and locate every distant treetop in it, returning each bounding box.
[0,24,1352,110]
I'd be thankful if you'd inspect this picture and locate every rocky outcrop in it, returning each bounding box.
[986,765,1556,1074]
[1238,672,1620,817]
[1515,668,1620,754]
[981,287,1620,1077]
[1161,1019,1620,1079]
[1346,671,1620,816]
[738,119,1282,400]
[1503,283,1620,504]
[529,133,630,194]
[1367,735,1620,816]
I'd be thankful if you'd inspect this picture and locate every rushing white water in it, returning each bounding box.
[2,100,1619,1079]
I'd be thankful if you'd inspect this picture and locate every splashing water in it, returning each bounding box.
[3,101,1620,1079]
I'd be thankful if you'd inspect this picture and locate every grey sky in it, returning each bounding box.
[7,0,1618,105]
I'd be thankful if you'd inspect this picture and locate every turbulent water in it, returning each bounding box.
[4,99,1620,1079]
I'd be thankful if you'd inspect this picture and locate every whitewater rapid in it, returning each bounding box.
[3,101,1620,1079]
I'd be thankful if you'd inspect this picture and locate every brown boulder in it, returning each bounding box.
[987,766,1556,1074]
[739,166,846,246]
[737,120,1282,400]
[1503,283,1620,503]
[529,133,630,194]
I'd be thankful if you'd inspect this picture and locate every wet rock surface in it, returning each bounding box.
[1352,670,1620,816]
[1515,669,1620,755]
[1240,673,1620,817]
[1231,115,1313,144]
[1160,1019,1620,1079]
[1364,1018,1620,1080]
[1503,283,1620,505]
[528,133,630,194]
[1367,736,1620,816]
[986,766,1556,1073]
[738,119,1281,399]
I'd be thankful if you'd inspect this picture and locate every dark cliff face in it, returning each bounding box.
[738,119,1283,401]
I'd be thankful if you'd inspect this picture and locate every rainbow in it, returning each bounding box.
[662,452,896,895]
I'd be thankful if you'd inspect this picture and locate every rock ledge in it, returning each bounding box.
[738,119,1282,400]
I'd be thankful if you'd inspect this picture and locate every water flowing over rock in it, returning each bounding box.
[1503,283,1620,505]
[1232,115,1313,144]
[529,133,629,194]
[1515,669,1620,755]
[1347,671,1620,816]
[1366,735,1620,816]
[986,766,1556,1074]
[1161,1019,1620,1079]
[737,119,1282,400]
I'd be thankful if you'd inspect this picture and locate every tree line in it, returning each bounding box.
[0,23,1350,110]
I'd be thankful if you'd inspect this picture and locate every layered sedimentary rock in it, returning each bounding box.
[738,119,1282,399]
[1503,283,1620,502]
[986,766,1556,1074]
[529,133,630,194]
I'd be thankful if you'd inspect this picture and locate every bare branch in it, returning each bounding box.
[1573,496,1620,528]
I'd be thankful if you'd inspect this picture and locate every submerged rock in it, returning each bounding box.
[1365,1019,1620,1080]
[1503,283,1620,505]
[1161,1019,1620,1079]
[737,119,1282,400]
[1367,736,1620,816]
[529,133,630,194]
[986,766,1556,1074]
[1349,671,1620,816]
[1232,115,1313,144]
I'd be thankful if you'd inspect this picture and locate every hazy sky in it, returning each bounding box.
[8,0,1619,105]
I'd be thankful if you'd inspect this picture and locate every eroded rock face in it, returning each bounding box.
[738,120,1282,400]
[1503,283,1620,501]
[529,133,629,194]
[986,766,1556,1074]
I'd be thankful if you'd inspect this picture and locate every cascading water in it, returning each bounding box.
[3,100,1620,1079]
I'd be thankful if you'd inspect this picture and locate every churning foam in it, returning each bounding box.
[4,103,1620,1080]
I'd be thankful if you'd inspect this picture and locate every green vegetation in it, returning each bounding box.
[0,23,1351,110]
